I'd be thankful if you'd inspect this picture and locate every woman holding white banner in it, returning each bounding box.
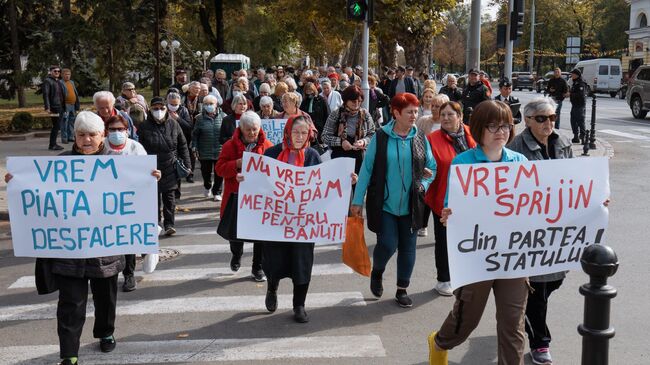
[350,92,436,308]
[424,101,477,296]
[103,114,161,291]
[428,100,529,365]
[236,115,321,323]
[507,97,573,365]
[5,111,161,365]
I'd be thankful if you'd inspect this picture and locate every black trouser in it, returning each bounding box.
[432,212,450,282]
[49,113,62,148]
[331,147,364,174]
[158,189,176,229]
[123,255,136,277]
[189,153,196,177]
[200,159,223,195]
[54,274,118,358]
[230,240,263,271]
[421,205,431,229]
[267,278,309,308]
[525,279,563,350]
[570,105,586,138]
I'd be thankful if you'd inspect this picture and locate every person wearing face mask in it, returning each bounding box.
[322,85,376,173]
[299,82,329,143]
[137,97,191,237]
[102,114,160,291]
[192,95,226,201]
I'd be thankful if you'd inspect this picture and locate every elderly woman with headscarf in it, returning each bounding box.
[321,85,376,173]
[191,94,226,201]
[4,111,160,365]
[257,96,281,119]
[215,111,274,281]
[235,115,321,323]
[137,97,191,237]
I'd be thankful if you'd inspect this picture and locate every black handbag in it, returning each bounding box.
[217,193,238,240]
[35,258,58,295]
[155,124,191,178]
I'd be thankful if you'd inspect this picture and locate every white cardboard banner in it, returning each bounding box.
[237,152,354,244]
[446,157,610,289]
[7,155,159,258]
[236,119,287,146]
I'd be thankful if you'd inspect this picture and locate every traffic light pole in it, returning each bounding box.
[361,4,370,110]
[504,0,514,81]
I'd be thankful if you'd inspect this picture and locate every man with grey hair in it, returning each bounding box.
[116,82,149,126]
[200,77,223,105]
[439,75,462,102]
[93,91,137,140]
[257,95,280,119]
[507,96,572,365]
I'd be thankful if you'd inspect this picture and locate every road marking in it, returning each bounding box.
[174,212,218,221]
[0,292,366,321]
[167,243,341,254]
[632,128,650,135]
[9,264,353,289]
[598,129,650,140]
[0,335,386,364]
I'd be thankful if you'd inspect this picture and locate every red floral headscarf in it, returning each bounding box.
[276,115,314,167]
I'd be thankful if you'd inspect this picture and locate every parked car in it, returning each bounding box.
[626,64,650,119]
[575,58,622,97]
[535,71,571,93]
[512,72,534,91]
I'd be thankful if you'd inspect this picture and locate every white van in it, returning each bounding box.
[574,58,622,97]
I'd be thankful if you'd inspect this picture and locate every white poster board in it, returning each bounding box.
[7,155,159,258]
[236,119,287,146]
[446,157,609,289]
[236,152,354,244]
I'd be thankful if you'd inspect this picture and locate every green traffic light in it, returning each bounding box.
[353,3,362,16]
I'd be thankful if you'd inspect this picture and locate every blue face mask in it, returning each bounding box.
[204,104,216,113]
[108,131,127,146]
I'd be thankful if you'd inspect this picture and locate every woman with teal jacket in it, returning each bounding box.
[350,92,436,308]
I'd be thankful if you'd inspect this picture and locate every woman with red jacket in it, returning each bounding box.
[424,101,477,296]
[215,111,274,281]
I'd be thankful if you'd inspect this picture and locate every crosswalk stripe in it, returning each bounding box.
[166,243,342,254]
[599,129,650,140]
[174,213,218,221]
[0,335,386,364]
[0,292,366,321]
[8,264,353,289]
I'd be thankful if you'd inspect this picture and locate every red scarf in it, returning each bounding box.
[276,115,313,167]
[232,127,269,154]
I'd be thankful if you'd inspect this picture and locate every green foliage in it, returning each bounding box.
[10,112,34,132]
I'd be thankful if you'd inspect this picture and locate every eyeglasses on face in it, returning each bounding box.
[486,123,513,134]
[527,114,557,123]
[108,127,127,132]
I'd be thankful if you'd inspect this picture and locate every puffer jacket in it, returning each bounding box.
[138,112,191,192]
[192,109,226,160]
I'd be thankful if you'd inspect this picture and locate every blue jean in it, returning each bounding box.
[61,104,76,142]
[554,99,563,129]
[373,211,417,288]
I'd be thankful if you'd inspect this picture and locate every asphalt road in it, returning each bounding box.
[0,91,648,364]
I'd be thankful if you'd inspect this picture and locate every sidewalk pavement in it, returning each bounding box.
[0,129,613,222]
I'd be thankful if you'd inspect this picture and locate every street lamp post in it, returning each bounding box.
[196,50,211,71]
[160,39,180,82]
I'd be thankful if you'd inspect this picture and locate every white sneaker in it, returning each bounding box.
[143,253,159,274]
[204,189,211,198]
[418,227,428,237]
[435,281,453,296]
[214,194,222,201]
[157,225,163,236]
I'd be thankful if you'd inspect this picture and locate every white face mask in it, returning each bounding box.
[167,104,179,112]
[152,109,166,121]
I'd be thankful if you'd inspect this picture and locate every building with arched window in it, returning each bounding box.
[624,0,650,75]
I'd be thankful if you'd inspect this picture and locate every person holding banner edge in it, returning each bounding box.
[350,92,436,308]
[424,101,477,297]
[215,111,274,281]
[507,97,572,365]
[428,100,528,365]
[4,111,161,365]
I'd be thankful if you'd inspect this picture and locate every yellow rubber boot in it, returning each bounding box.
[428,331,448,365]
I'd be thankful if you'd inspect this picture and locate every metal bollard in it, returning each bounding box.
[578,244,618,365]
[589,95,597,149]
[582,130,590,156]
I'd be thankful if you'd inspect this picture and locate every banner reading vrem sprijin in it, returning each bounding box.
[7,155,159,258]
[237,152,354,244]
[446,157,610,289]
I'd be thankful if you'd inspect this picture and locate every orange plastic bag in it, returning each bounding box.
[342,216,371,277]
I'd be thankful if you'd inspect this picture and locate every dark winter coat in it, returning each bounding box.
[546,77,569,101]
[50,147,125,278]
[570,77,587,106]
[300,95,330,137]
[42,75,65,113]
[388,77,416,98]
[192,109,226,160]
[439,85,463,102]
[138,113,191,192]
[264,144,322,167]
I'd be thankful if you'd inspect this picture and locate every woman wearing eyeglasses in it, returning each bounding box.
[506,97,572,365]
[428,100,529,365]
